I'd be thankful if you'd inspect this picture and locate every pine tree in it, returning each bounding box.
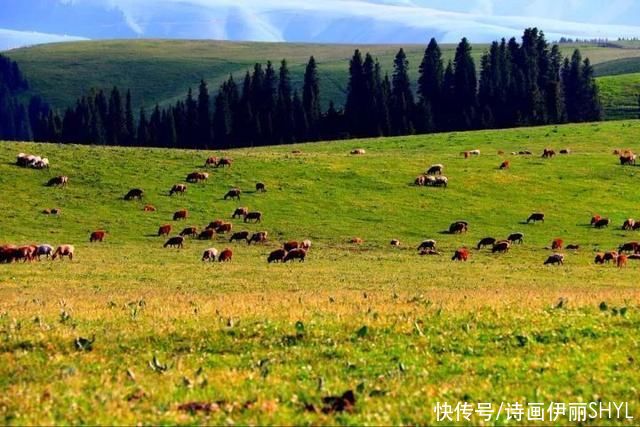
[124,90,135,146]
[453,38,477,129]
[417,38,443,131]
[184,88,198,147]
[292,89,307,141]
[261,61,277,143]
[390,48,415,135]
[197,80,211,148]
[345,49,366,137]
[137,107,149,146]
[275,59,294,143]
[302,56,321,138]
[106,87,124,145]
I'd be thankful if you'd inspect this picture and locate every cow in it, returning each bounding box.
[284,241,299,251]
[198,229,215,240]
[590,215,602,225]
[46,176,68,187]
[426,164,443,175]
[594,253,605,264]
[477,237,496,249]
[232,207,248,219]
[551,238,563,250]
[267,249,287,263]
[527,213,545,223]
[216,158,233,168]
[169,184,187,196]
[603,251,618,263]
[163,236,184,248]
[507,232,524,244]
[173,209,188,221]
[449,221,468,234]
[622,218,636,230]
[90,230,106,242]
[414,175,426,186]
[51,208,61,215]
[243,211,262,223]
[424,175,437,186]
[202,248,219,262]
[594,218,610,229]
[256,182,266,192]
[628,254,640,260]
[0,245,18,263]
[560,149,571,154]
[617,254,628,268]
[618,242,640,253]
[158,224,172,236]
[215,222,233,234]
[143,204,156,212]
[462,151,470,158]
[284,248,306,262]
[350,149,366,155]
[434,176,448,188]
[204,156,218,167]
[452,247,470,261]
[417,239,436,251]
[634,222,640,231]
[620,155,636,166]
[248,231,268,245]
[229,231,250,243]
[224,188,241,200]
[544,253,564,265]
[124,188,143,200]
[36,244,53,260]
[301,240,312,250]
[390,239,400,247]
[206,220,224,230]
[186,172,209,183]
[351,237,363,244]
[469,149,480,156]
[499,160,510,169]
[218,248,233,262]
[419,248,439,256]
[15,245,37,262]
[566,244,580,250]
[179,226,198,238]
[52,245,74,261]
[542,148,556,158]
[492,240,511,253]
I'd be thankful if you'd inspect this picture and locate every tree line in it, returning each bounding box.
[1,28,603,149]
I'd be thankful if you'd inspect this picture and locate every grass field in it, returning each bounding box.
[597,73,640,120]
[1,121,640,424]
[595,57,640,77]
[5,39,640,113]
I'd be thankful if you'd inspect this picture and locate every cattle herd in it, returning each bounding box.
[2,146,640,269]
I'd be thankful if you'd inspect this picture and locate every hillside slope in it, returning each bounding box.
[598,73,640,120]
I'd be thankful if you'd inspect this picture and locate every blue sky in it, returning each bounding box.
[1,0,640,50]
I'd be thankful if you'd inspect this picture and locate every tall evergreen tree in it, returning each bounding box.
[275,59,294,143]
[302,56,321,138]
[417,38,443,131]
[389,48,415,135]
[453,38,477,129]
[124,89,135,146]
[197,80,211,148]
[137,107,149,146]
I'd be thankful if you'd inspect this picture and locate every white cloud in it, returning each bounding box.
[0,28,89,51]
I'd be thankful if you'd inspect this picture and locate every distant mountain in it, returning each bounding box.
[0,28,87,51]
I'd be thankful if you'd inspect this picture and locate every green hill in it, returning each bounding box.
[594,56,640,76]
[6,39,640,113]
[597,73,640,120]
[1,121,640,423]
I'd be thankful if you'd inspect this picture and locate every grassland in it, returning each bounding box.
[6,39,640,113]
[597,73,640,120]
[1,121,640,424]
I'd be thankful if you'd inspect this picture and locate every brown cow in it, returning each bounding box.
[477,237,496,249]
[604,251,618,263]
[206,220,224,230]
[143,204,156,212]
[173,209,188,221]
[551,238,563,250]
[169,184,187,196]
[618,242,640,253]
[622,218,636,230]
[617,254,628,268]
[46,176,68,187]
[243,211,262,223]
[216,158,233,168]
[499,160,510,169]
[229,231,250,243]
[0,245,18,263]
[158,224,172,236]
[594,253,605,264]
[202,248,219,261]
[52,244,74,260]
[590,215,602,225]
[527,213,545,223]
[542,148,556,158]
[544,253,564,265]
[180,226,198,237]
[559,149,571,154]
[90,230,106,242]
[492,240,511,253]
[15,245,37,262]
[350,237,363,245]
[284,241,299,251]
[218,248,233,262]
[390,239,400,247]
[267,249,287,263]
[284,248,306,262]
[256,182,266,192]
[620,155,636,166]
[224,188,241,200]
[232,207,248,219]
[198,229,215,240]
[215,222,233,234]
[449,221,468,234]
[204,156,218,167]
[594,218,610,229]
[163,236,184,248]
[124,188,143,200]
[248,231,268,245]
[186,172,209,183]
[452,247,470,261]
[414,175,426,186]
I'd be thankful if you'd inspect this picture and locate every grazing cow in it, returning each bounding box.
[180,226,198,237]
[419,248,439,256]
[590,215,602,225]
[594,218,610,229]
[390,239,400,247]
[198,229,215,240]
[620,155,636,166]
[544,253,564,265]
[492,240,511,253]
[36,244,53,260]
[292,150,302,154]
[449,221,468,234]
[163,236,184,248]
[628,254,640,260]
[426,164,443,175]
[50,208,61,215]
[634,222,640,231]
[551,238,563,250]
[0,245,18,263]
[42,208,51,214]
[173,209,188,221]
[244,211,262,223]
[542,148,556,158]
[15,245,37,262]
[527,213,545,223]
[215,222,233,234]
[284,248,306,262]
[469,149,480,156]
[351,237,363,245]
[204,156,218,167]
[594,253,605,264]
[499,160,510,169]
[617,254,628,268]
[52,245,74,261]
[507,232,524,244]
[566,244,580,250]
[603,251,618,263]
[46,176,68,187]
[224,188,241,200]
[143,204,156,212]
[417,239,436,251]
[248,231,268,245]
[256,182,266,192]
[206,220,224,230]
[90,230,106,242]
[477,237,496,249]
[434,176,448,188]
[414,175,426,186]
[284,241,299,251]
[232,207,249,218]
[216,158,233,168]
[560,149,571,154]
[622,218,636,230]
[452,247,470,261]
[202,248,219,262]
[124,188,143,200]
[424,175,437,187]
[618,242,640,253]
[301,239,312,250]
[158,224,172,236]
[350,149,366,155]
[461,151,470,158]
[268,249,287,263]
[186,172,209,183]
[229,231,250,243]
[169,184,187,196]
[218,248,233,262]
